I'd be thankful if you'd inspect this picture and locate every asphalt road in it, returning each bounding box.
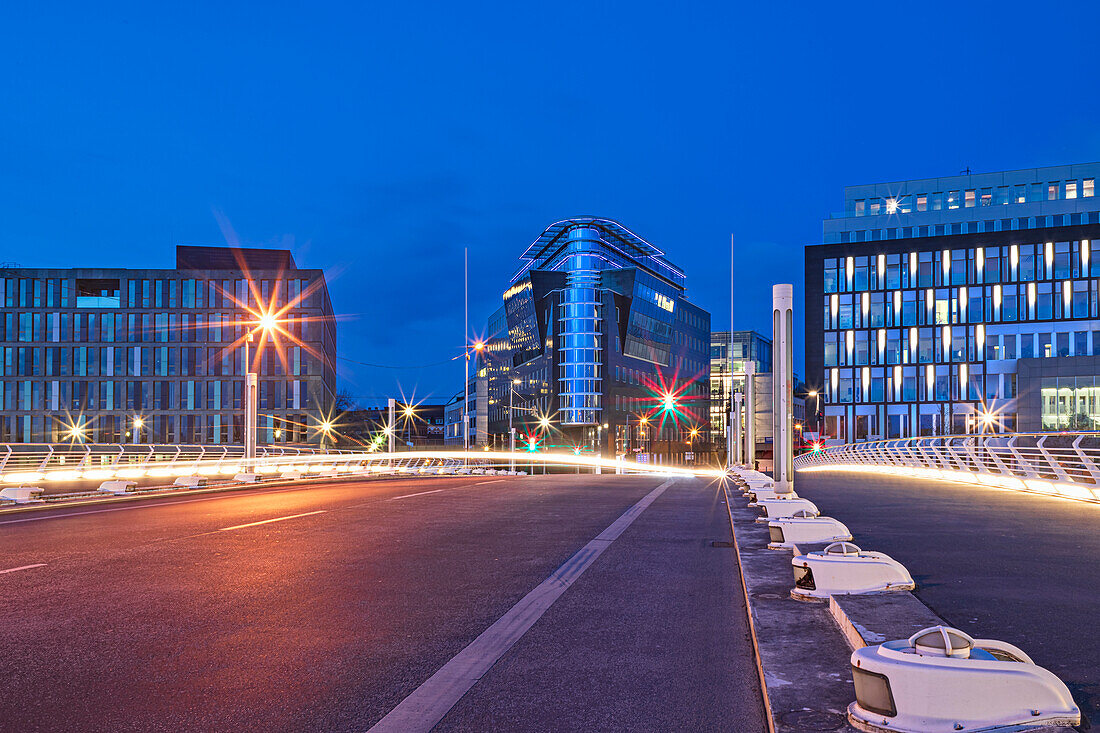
[0,473,766,732]
[794,469,1100,722]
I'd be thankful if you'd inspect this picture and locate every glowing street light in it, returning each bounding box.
[242,310,280,462]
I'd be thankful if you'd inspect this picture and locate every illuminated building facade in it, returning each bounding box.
[479,217,711,461]
[0,245,336,444]
[708,330,771,446]
[806,162,1100,441]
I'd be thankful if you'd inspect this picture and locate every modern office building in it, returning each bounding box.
[0,245,336,444]
[471,217,711,463]
[806,162,1100,441]
[709,330,772,447]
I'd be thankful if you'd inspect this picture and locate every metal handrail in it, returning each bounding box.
[795,433,1100,503]
[0,444,715,489]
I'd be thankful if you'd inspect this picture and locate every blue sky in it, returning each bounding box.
[4,1,1099,402]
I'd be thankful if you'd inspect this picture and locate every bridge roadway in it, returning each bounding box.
[0,473,767,732]
[794,469,1100,723]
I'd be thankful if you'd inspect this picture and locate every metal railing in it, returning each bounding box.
[0,444,717,494]
[794,433,1100,503]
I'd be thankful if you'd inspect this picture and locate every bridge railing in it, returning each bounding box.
[794,433,1100,503]
[0,445,715,492]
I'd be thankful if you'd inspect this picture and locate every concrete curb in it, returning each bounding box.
[723,484,859,733]
[723,485,778,733]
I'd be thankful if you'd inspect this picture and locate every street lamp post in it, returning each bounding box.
[538,415,551,474]
[638,414,651,465]
[243,331,259,462]
[242,314,278,466]
[508,378,521,474]
[807,390,819,436]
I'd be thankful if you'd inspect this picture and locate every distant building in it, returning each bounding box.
[709,330,772,447]
[806,162,1100,441]
[340,400,446,449]
[464,217,711,463]
[0,245,335,444]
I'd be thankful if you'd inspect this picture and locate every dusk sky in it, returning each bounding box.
[5,2,1100,403]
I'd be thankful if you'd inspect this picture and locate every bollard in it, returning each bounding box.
[772,284,794,494]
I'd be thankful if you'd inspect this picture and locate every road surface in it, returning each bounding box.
[0,473,767,732]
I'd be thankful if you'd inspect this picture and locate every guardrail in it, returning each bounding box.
[794,433,1100,503]
[0,444,716,489]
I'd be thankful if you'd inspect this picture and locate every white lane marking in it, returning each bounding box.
[389,489,445,501]
[367,478,676,733]
[0,563,47,575]
[473,479,505,486]
[218,510,327,532]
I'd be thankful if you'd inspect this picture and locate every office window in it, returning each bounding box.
[1048,182,1060,200]
[947,190,960,209]
[1085,178,1095,198]
[1054,243,1071,279]
[980,188,992,206]
[1074,281,1089,318]
[1014,184,1026,203]
[995,186,1008,205]
[1037,282,1053,319]
[854,199,865,216]
[1066,181,1078,199]
[965,189,976,207]
[1002,285,1018,321]
[1020,244,1036,280]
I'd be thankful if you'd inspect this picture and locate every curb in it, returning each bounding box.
[722,485,777,733]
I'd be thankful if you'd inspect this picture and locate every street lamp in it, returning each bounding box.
[509,378,521,473]
[806,390,819,435]
[242,314,278,463]
[595,422,609,474]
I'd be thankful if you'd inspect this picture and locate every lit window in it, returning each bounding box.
[916,194,927,212]
[980,188,992,206]
[1048,182,1060,200]
[947,191,959,209]
[886,198,898,214]
[964,189,976,207]
[854,200,865,216]
[1066,181,1078,199]
[1085,179,1095,198]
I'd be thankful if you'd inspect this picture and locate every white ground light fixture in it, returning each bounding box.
[849,625,1080,732]
[790,542,914,600]
[767,514,851,549]
[754,497,819,522]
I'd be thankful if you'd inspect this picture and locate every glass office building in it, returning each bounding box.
[477,217,710,462]
[806,162,1100,441]
[709,330,771,445]
[0,245,336,444]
